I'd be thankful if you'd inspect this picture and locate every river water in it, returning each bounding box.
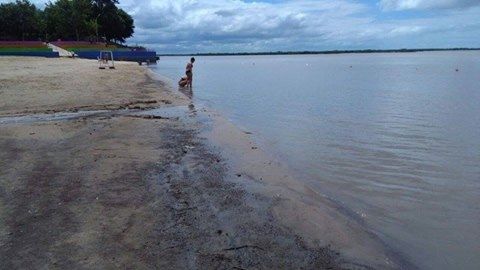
[150,51,480,270]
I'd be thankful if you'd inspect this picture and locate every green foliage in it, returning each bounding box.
[0,0,44,40]
[0,47,51,52]
[44,0,94,41]
[100,8,134,43]
[0,0,134,42]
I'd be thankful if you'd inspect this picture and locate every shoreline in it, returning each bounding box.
[152,68,413,269]
[201,111,410,267]
[0,57,405,269]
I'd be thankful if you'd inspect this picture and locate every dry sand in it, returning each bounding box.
[0,57,405,269]
[0,56,185,116]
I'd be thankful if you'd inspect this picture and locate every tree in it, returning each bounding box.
[92,0,135,43]
[92,0,114,39]
[71,0,93,41]
[115,9,134,42]
[0,0,43,40]
[44,0,93,41]
[92,0,131,42]
[44,0,71,40]
[100,7,134,43]
[0,0,134,42]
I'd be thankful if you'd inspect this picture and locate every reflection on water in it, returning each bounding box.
[151,52,480,270]
[179,86,194,99]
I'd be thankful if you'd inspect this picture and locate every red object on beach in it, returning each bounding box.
[0,41,45,48]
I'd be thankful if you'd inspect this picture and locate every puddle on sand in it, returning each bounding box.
[133,105,213,126]
[0,110,110,125]
[132,106,193,119]
[0,106,200,126]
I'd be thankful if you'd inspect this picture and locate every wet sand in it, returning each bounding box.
[0,57,403,269]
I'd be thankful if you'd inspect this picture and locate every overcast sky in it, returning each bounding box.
[2,0,480,53]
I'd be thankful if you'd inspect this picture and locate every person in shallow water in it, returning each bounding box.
[178,57,195,88]
[185,57,195,88]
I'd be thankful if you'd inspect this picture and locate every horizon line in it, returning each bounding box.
[156,47,480,56]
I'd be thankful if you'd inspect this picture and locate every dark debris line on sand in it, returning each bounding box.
[132,123,345,269]
[0,111,347,269]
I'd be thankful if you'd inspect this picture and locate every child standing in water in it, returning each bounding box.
[178,57,195,88]
[185,57,195,88]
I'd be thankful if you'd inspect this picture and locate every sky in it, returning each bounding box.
[2,0,480,53]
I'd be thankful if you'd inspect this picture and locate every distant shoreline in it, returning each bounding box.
[158,47,480,57]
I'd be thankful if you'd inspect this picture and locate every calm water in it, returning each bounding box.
[151,52,480,270]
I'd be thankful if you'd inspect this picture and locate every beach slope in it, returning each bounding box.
[0,57,400,269]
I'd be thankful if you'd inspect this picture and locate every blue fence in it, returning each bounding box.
[0,50,157,62]
[75,51,157,63]
[0,51,59,58]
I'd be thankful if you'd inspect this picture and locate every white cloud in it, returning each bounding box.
[0,0,48,8]
[121,0,480,52]
[380,0,480,11]
[1,0,480,52]
[388,26,425,36]
[119,0,376,52]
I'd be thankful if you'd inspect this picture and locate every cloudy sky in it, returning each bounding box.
[3,0,480,53]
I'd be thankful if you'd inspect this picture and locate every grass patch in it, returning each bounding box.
[0,47,52,52]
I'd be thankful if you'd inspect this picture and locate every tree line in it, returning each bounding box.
[0,0,134,43]
[159,48,480,57]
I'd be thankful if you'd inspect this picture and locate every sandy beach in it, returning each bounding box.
[0,57,405,269]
